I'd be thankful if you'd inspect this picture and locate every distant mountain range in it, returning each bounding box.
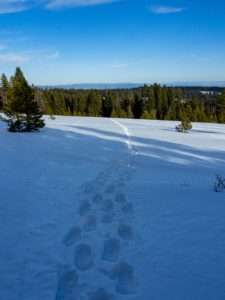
[41,81,225,90]
[42,83,142,90]
[169,81,225,88]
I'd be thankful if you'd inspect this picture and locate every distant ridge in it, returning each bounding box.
[42,83,143,90]
[169,81,225,88]
[41,81,225,90]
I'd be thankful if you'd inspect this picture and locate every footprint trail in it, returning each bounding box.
[57,120,138,299]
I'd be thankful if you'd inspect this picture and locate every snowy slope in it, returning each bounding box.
[0,117,225,300]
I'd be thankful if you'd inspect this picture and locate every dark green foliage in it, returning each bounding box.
[1,68,224,124]
[0,73,9,110]
[216,91,225,123]
[42,84,225,122]
[1,73,9,91]
[102,92,114,117]
[214,175,225,192]
[132,94,144,119]
[176,116,192,133]
[2,68,45,132]
[40,85,224,123]
[86,90,101,116]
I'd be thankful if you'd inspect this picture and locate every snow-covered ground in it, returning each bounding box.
[1,116,225,300]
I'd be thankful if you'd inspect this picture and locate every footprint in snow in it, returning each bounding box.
[88,288,114,300]
[115,193,127,204]
[118,223,134,241]
[74,244,94,272]
[92,193,103,205]
[79,200,92,217]
[105,184,115,194]
[101,199,114,212]
[55,269,79,300]
[121,202,134,215]
[62,226,82,247]
[83,215,97,232]
[83,183,94,194]
[101,213,114,224]
[102,238,120,263]
[103,262,137,295]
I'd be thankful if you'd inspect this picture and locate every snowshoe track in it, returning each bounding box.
[56,120,138,299]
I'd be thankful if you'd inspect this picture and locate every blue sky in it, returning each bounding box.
[0,0,225,85]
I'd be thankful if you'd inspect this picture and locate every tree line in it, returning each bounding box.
[42,85,225,123]
[1,68,225,129]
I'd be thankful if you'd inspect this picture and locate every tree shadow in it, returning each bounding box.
[42,124,225,171]
[163,128,225,135]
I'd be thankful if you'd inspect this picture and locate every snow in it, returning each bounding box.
[0,116,225,300]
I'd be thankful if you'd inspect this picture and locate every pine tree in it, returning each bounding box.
[132,94,144,119]
[86,91,101,116]
[0,73,9,110]
[216,91,225,123]
[1,73,9,95]
[165,102,177,120]
[3,68,45,132]
[176,112,192,133]
[102,92,114,117]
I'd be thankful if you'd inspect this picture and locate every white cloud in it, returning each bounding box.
[0,0,32,14]
[0,0,118,13]
[45,51,60,59]
[0,52,29,64]
[150,5,185,14]
[0,42,60,65]
[46,0,117,9]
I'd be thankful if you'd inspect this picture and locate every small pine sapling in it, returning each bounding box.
[214,175,225,192]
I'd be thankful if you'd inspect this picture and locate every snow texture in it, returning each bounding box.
[0,116,225,299]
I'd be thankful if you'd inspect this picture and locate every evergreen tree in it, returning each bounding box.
[3,68,45,132]
[216,91,225,123]
[1,73,9,93]
[176,112,192,133]
[121,97,133,118]
[34,84,224,123]
[185,104,193,121]
[132,94,144,119]
[86,90,101,116]
[0,73,9,110]
[153,84,162,119]
[102,92,114,117]
[161,87,169,119]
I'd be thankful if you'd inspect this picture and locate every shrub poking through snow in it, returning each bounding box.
[49,114,56,120]
[3,68,45,132]
[214,175,225,192]
[176,117,192,133]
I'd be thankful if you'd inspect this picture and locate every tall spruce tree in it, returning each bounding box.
[3,68,45,132]
[86,90,101,116]
[216,91,225,123]
[0,73,9,110]
[102,92,114,117]
[132,94,144,119]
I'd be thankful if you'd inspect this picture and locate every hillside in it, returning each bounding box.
[1,117,225,300]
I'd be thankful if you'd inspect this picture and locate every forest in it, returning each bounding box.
[41,85,225,123]
[1,69,225,123]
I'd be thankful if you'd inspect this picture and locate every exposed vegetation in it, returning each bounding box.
[1,68,45,132]
[176,115,192,133]
[214,175,225,192]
